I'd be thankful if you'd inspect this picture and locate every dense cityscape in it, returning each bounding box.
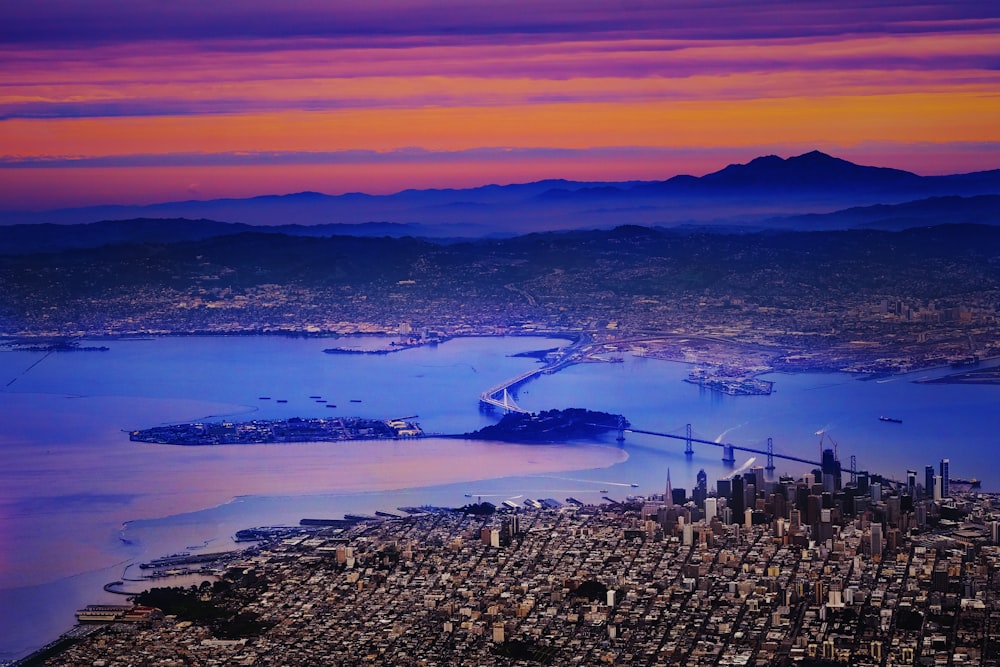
[4,1,1000,664]
[33,456,1000,666]
[3,225,1000,383]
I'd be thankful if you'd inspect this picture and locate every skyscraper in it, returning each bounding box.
[820,448,841,491]
[870,523,883,559]
[730,476,745,521]
[705,497,718,520]
[925,465,935,499]
[665,468,674,508]
[939,459,950,498]
[694,469,708,507]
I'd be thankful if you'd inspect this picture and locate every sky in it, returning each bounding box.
[1,0,999,211]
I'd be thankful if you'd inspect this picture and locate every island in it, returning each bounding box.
[129,416,423,445]
[464,408,627,443]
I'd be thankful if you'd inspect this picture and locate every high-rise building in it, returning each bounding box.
[925,465,935,499]
[933,476,942,501]
[705,497,718,520]
[821,448,841,491]
[665,468,674,507]
[856,472,869,495]
[694,469,708,507]
[906,470,916,494]
[871,640,883,662]
[806,494,821,528]
[730,476,745,519]
[940,459,950,498]
[870,523,883,559]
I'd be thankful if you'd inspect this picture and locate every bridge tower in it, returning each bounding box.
[850,455,857,485]
[765,437,776,475]
[722,445,735,465]
[685,423,694,457]
[502,388,515,413]
[616,415,627,444]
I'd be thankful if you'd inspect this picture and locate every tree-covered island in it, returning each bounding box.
[466,408,627,443]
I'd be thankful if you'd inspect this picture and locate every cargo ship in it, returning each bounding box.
[878,416,902,424]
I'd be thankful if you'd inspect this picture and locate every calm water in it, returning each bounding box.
[1,335,998,659]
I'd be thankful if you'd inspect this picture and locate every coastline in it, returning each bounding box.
[1,422,628,661]
[4,334,1000,661]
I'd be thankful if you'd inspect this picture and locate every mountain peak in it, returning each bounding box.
[701,150,920,189]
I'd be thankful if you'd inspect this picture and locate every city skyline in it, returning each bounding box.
[2,1,1000,210]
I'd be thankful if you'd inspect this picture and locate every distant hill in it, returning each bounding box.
[754,195,1000,232]
[2,151,998,236]
[0,218,471,255]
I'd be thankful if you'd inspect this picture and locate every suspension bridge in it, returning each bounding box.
[621,423,823,473]
[477,344,827,474]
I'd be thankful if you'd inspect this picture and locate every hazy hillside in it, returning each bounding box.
[3,152,998,235]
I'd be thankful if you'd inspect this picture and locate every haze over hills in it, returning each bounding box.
[3,151,999,237]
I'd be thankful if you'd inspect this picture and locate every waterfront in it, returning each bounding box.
[1,335,999,660]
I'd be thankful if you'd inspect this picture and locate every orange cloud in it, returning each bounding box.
[3,92,998,161]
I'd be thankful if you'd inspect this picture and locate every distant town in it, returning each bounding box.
[2,225,1000,389]
[34,457,1000,666]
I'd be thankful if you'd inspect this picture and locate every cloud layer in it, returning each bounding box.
[1,1,998,209]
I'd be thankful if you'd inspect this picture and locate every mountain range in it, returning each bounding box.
[2,151,999,249]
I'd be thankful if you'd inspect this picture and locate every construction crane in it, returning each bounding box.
[818,432,839,461]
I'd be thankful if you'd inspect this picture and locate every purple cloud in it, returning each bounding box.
[3,1,999,46]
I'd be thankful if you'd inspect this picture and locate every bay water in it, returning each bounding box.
[1,335,998,660]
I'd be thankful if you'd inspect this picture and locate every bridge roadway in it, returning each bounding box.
[479,367,543,413]
[625,428,822,468]
[479,336,593,413]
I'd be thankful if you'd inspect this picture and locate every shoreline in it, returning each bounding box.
[1,435,629,661]
[5,335,1000,661]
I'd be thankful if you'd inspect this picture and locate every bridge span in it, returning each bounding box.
[624,427,822,471]
[478,367,544,413]
[479,337,591,413]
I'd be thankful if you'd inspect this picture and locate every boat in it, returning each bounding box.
[630,483,639,487]
[878,416,902,424]
[276,399,288,403]
[309,395,322,399]
[350,399,362,403]
[258,397,271,400]
[599,489,609,493]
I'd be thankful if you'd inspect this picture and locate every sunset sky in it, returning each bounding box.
[1,1,999,210]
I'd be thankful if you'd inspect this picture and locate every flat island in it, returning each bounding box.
[465,408,626,443]
[918,365,1000,386]
[129,416,423,445]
